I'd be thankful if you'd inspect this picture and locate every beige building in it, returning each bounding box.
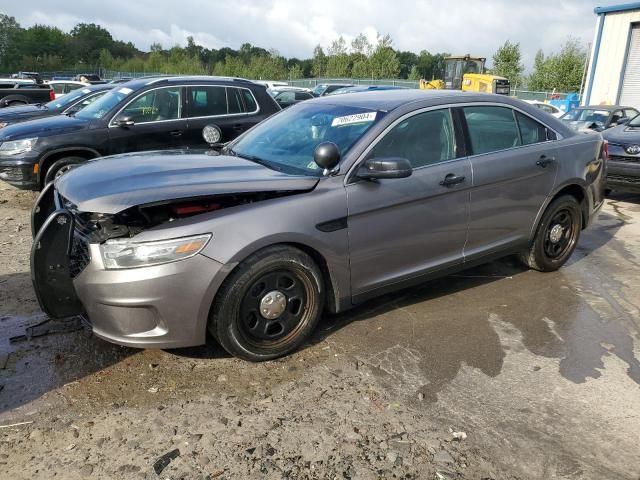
[584,3,640,108]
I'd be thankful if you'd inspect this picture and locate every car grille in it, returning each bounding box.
[57,193,93,278]
[609,155,640,164]
[607,174,640,185]
[69,233,91,278]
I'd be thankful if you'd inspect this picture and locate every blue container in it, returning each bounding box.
[549,93,580,115]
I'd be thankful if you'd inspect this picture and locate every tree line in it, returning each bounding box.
[1,12,587,91]
[492,39,587,92]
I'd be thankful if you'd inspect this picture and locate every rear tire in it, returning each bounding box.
[519,195,582,272]
[43,157,84,186]
[7,101,26,107]
[209,246,324,362]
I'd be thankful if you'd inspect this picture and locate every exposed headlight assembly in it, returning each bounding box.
[100,234,211,269]
[0,137,38,156]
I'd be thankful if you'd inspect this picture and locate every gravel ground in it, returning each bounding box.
[0,181,639,479]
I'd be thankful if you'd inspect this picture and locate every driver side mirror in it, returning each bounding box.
[357,157,412,180]
[113,115,134,127]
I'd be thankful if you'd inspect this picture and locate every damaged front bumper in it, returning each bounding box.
[30,184,229,349]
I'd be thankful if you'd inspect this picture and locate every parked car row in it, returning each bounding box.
[26,87,606,362]
[0,76,280,189]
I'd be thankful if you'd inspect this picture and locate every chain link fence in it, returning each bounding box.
[2,69,579,103]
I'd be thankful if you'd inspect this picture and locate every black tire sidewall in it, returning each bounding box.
[532,195,582,271]
[43,157,84,186]
[211,247,324,361]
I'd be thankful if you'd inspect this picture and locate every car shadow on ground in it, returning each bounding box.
[0,273,137,415]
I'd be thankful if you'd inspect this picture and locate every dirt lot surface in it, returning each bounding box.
[0,181,639,479]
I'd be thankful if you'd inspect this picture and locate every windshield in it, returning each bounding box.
[228,103,385,176]
[46,87,97,110]
[311,85,327,96]
[74,87,133,120]
[562,109,610,123]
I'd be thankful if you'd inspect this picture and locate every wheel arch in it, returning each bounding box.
[1,95,30,107]
[38,147,101,187]
[530,181,589,242]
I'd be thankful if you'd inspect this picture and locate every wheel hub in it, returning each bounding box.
[259,290,287,319]
[549,224,564,244]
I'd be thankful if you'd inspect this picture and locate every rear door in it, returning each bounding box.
[346,107,471,298]
[107,86,188,154]
[184,86,261,147]
[461,105,558,259]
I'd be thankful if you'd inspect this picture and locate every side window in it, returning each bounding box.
[624,109,638,120]
[295,92,312,101]
[369,109,456,168]
[463,106,520,154]
[241,89,258,112]
[610,110,623,124]
[121,87,182,123]
[65,84,82,94]
[52,83,65,94]
[277,91,295,103]
[188,86,227,117]
[516,112,548,145]
[227,87,245,114]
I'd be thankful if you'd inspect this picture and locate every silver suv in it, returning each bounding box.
[31,90,606,361]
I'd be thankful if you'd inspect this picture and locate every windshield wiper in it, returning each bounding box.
[227,148,281,171]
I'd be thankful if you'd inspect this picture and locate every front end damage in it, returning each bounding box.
[30,183,309,346]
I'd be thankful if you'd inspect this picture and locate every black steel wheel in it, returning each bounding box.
[520,195,582,272]
[210,245,324,361]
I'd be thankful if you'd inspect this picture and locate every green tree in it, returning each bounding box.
[407,65,420,80]
[70,23,113,64]
[311,45,326,77]
[527,39,586,92]
[0,14,23,70]
[492,40,524,86]
[368,34,400,79]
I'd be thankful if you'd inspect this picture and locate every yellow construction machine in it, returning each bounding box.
[420,55,510,95]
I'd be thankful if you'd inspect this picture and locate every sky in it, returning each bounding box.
[2,0,625,69]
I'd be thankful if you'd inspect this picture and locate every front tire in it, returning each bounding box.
[520,195,582,272]
[43,157,84,186]
[209,246,324,362]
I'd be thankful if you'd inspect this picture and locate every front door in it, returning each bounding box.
[107,86,188,154]
[461,105,558,258]
[346,107,471,298]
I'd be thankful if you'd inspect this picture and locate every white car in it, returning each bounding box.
[45,80,86,99]
[254,80,289,90]
[524,100,564,118]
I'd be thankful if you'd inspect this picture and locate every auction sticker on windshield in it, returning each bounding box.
[331,111,377,127]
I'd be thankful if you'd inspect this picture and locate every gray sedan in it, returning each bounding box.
[31,90,606,361]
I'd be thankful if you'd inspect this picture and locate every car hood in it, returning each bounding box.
[602,123,640,143]
[0,103,47,125]
[564,120,604,132]
[0,113,89,141]
[55,150,320,214]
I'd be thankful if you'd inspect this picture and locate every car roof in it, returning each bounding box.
[579,105,637,111]
[306,89,500,111]
[116,75,263,90]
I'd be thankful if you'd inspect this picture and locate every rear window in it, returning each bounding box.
[241,89,258,112]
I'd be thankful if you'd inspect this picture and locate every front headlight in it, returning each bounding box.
[0,137,38,156]
[100,234,211,269]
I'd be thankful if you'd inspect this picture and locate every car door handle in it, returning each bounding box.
[439,173,466,187]
[169,130,183,137]
[536,155,556,168]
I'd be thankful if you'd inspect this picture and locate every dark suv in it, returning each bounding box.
[0,76,280,189]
